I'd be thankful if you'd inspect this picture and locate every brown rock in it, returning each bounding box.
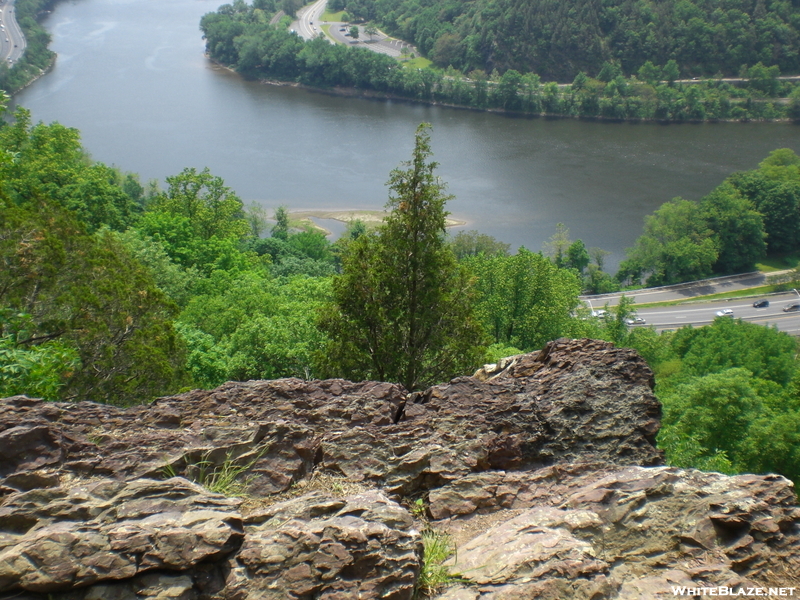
[226,490,421,600]
[433,466,800,598]
[0,478,243,594]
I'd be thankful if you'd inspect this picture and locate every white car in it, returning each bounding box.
[715,309,734,317]
[625,316,646,325]
[591,309,608,318]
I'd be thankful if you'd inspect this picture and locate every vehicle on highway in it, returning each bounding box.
[753,299,769,308]
[716,309,734,317]
[783,303,800,312]
[625,316,646,325]
[592,309,608,318]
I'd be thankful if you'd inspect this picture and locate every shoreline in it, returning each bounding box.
[206,59,796,125]
[288,209,467,236]
[9,54,56,96]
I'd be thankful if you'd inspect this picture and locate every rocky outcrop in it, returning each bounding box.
[0,477,242,597]
[0,338,798,599]
[432,464,800,598]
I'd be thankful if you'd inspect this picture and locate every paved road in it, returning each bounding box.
[291,1,414,58]
[582,271,784,307]
[292,0,327,41]
[625,291,800,335]
[0,0,25,66]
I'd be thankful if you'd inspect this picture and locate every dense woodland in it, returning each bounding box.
[339,0,800,81]
[1,98,799,486]
[201,1,800,121]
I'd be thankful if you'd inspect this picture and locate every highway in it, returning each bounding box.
[582,271,780,307]
[0,0,25,66]
[625,292,800,335]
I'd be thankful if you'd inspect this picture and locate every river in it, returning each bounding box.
[13,0,800,267]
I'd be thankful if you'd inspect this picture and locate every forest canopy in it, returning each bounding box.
[342,0,800,81]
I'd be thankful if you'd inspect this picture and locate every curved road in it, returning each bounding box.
[0,0,25,66]
[292,0,327,41]
[291,0,413,58]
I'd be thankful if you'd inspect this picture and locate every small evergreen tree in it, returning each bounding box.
[318,124,486,390]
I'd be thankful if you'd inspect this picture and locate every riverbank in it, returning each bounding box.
[289,209,466,235]
[250,69,799,125]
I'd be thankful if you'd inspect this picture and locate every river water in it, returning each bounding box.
[14,0,800,267]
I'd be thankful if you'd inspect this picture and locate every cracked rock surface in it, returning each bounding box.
[1,338,798,599]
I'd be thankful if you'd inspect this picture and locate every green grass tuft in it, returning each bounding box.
[414,529,463,598]
[756,253,800,272]
[162,448,265,497]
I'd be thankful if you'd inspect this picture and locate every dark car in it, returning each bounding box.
[783,303,800,312]
[753,299,769,308]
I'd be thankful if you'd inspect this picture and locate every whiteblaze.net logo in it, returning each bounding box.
[672,588,797,597]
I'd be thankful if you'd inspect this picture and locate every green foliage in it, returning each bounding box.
[179,272,332,387]
[465,248,582,351]
[271,206,290,240]
[175,323,229,389]
[623,198,719,286]
[0,201,186,405]
[565,239,590,274]
[149,167,249,241]
[318,124,486,390]
[0,313,80,401]
[670,318,797,386]
[698,183,766,274]
[657,368,800,482]
[112,229,200,306]
[340,0,799,81]
[200,2,800,123]
[0,108,141,232]
[449,230,510,259]
[728,170,800,255]
[630,318,800,484]
[484,342,523,364]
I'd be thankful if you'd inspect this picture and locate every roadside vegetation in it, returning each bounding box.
[0,0,59,93]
